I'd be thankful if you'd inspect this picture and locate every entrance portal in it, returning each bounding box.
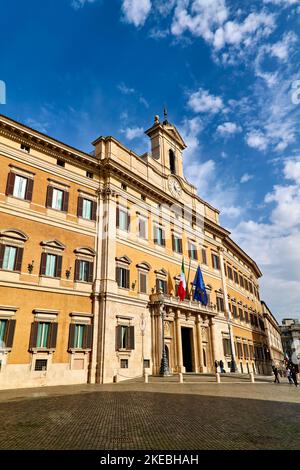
[181,327,193,372]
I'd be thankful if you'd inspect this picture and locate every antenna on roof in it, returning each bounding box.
[163,106,168,124]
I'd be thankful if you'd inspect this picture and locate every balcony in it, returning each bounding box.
[149,292,216,316]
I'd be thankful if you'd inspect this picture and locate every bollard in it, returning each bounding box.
[249,372,255,383]
[216,372,221,383]
[178,373,183,383]
[144,372,149,384]
[114,374,119,383]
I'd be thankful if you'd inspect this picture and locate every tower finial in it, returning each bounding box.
[164,107,168,120]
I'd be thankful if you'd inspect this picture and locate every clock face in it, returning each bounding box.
[168,177,182,198]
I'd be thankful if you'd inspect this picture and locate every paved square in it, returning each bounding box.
[0,380,299,450]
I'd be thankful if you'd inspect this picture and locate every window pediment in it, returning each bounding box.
[0,229,28,242]
[136,261,151,271]
[74,247,96,257]
[154,268,167,277]
[41,239,66,251]
[115,255,132,265]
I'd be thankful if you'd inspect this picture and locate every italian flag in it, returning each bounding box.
[177,258,187,301]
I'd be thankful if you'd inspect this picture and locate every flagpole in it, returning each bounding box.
[186,258,191,300]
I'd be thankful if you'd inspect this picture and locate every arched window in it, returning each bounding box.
[169,149,176,175]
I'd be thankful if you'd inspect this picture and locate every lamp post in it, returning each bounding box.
[227,320,237,373]
[158,292,169,376]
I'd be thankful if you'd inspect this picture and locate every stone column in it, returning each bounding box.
[218,247,237,371]
[196,314,204,372]
[175,310,184,372]
[209,318,217,365]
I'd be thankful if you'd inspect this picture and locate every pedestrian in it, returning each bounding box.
[214,360,219,374]
[219,359,225,373]
[286,368,293,385]
[273,366,280,383]
[291,365,298,387]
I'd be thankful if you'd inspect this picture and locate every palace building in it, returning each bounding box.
[0,113,275,389]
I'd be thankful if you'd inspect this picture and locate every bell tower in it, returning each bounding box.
[145,112,186,178]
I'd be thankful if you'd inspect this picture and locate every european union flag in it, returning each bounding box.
[193,265,208,305]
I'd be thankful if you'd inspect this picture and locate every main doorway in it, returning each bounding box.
[181,327,194,372]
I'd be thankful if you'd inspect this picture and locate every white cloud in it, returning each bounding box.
[240,173,254,183]
[263,0,300,5]
[118,82,135,94]
[71,0,96,10]
[217,121,242,135]
[122,0,152,27]
[187,88,224,114]
[269,32,297,61]
[246,130,268,151]
[231,157,300,319]
[122,126,145,140]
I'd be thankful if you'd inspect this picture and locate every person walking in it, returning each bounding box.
[291,365,298,387]
[214,360,219,374]
[219,359,225,373]
[287,368,293,385]
[273,366,280,383]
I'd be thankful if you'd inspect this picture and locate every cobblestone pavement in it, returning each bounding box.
[0,380,299,450]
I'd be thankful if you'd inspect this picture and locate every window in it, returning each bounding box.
[244,278,249,291]
[138,217,147,239]
[86,171,93,179]
[239,275,244,288]
[237,342,243,358]
[0,319,16,350]
[68,323,93,350]
[144,359,150,368]
[223,338,231,356]
[211,253,220,270]
[35,359,47,371]
[233,270,239,284]
[232,305,238,318]
[6,172,34,201]
[216,296,224,312]
[75,260,93,283]
[139,272,147,294]
[0,320,7,343]
[156,278,167,294]
[117,207,130,231]
[40,253,62,278]
[29,321,58,350]
[37,322,50,348]
[2,246,16,271]
[238,308,243,320]
[188,242,198,260]
[154,225,166,247]
[116,325,135,350]
[201,248,207,265]
[243,343,249,359]
[20,143,30,153]
[227,266,233,280]
[121,183,127,191]
[116,267,130,289]
[46,186,69,212]
[244,311,249,323]
[169,149,176,174]
[172,233,182,254]
[249,345,254,359]
[13,175,27,199]
[57,159,65,167]
[77,197,96,221]
[120,359,128,368]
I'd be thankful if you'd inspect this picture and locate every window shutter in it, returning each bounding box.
[128,326,135,350]
[40,253,47,275]
[25,178,34,201]
[14,247,24,272]
[88,262,94,283]
[84,325,93,349]
[116,267,121,286]
[68,323,76,349]
[91,201,97,221]
[62,191,69,212]
[5,319,16,348]
[0,244,5,269]
[5,172,15,196]
[46,186,53,208]
[172,234,175,251]
[77,197,83,217]
[162,230,166,247]
[179,239,183,254]
[115,325,122,350]
[56,256,62,278]
[116,207,120,228]
[125,269,130,289]
[74,259,80,281]
[139,273,147,293]
[48,323,58,349]
[127,212,131,231]
[153,227,158,244]
[156,278,160,292]
[29,322,39,349]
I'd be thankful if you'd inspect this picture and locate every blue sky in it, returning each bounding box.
[1,0,300,320]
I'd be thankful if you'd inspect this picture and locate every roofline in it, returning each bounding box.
[224,236,262,278]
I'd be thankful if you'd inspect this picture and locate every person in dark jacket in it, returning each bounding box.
[291,365,298,387]
[214,360,219,373]
[273,367,280,383]
[219,360,225,373]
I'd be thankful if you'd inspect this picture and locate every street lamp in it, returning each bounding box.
[158,292,169,376]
